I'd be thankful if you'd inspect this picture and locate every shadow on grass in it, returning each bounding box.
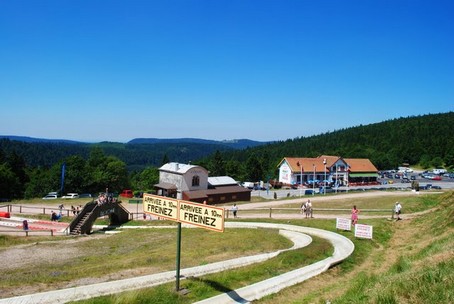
[187,276,248,303]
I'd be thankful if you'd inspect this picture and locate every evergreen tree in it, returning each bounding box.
[210,150,226,176]
[161,153,170,166]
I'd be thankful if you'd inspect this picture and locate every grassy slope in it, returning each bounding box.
[257,192,454,304]
[2,192,453,303]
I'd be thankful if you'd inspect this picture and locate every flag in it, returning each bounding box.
[60,162,66,194]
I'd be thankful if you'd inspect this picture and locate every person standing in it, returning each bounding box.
[305,199,313,218]
[395,202,402,220]
[351,205,359,225]
[232,204,238,218]
[22,220,29,231]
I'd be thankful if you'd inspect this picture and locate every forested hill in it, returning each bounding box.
[0,138,263,171]
[209,112,454,172]
[1,112,453,172]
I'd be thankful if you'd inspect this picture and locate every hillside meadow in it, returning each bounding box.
[0,191,452,303]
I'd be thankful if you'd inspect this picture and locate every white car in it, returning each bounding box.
[42,194,58,199]
[62,193,79,199]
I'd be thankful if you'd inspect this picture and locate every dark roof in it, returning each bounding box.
[183,185,251,200]
[154,182,177,190]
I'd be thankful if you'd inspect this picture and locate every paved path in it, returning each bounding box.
[0,222,354,304]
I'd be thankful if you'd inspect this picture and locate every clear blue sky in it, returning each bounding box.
[1,0,453,143]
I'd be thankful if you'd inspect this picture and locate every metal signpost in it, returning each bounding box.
[143,193,225,291]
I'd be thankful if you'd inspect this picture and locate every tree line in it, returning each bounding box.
[1,112,453,200]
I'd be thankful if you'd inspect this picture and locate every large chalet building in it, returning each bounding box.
[277,155,378,187]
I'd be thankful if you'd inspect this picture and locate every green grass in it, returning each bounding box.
[71,236,333,304]
[1,227,292,290]
[2,191,453,303]
[256,191,454,304]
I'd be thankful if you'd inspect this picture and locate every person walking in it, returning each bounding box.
[232,204,238,218]
[351,205,359,225]
[395,202,402,220]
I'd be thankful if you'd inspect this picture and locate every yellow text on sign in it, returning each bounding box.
[143,193,178,222]
[179,200,225,232]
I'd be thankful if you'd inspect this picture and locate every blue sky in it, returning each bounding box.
[0,0,453,143]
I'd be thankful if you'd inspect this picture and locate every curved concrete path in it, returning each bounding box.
[0,222,354,304]
[195,222,354,304]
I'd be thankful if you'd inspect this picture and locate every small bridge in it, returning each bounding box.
[68,201,131,235]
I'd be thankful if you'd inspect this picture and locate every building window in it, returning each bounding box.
[192,175,200,187]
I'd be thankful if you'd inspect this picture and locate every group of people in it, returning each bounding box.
[97,193,116,205]
[71,205,80,215]
[301,199,313,218]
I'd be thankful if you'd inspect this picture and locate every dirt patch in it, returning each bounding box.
[0,234,109,271]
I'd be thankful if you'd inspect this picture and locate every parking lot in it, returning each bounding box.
[251,174,454,199]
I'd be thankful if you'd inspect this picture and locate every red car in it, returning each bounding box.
[431,175,442,181]
[120,189,134,198]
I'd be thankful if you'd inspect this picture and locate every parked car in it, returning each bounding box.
[320,186,334,194]
[62,193,79,199]
[242,182,255,189]
[79,193,92,198]
[422,173,434,179]
[42,194,58,199]
[401,178,411,183]
[120,189,134,198]
[253,185,266,190]
[431,175,442,181]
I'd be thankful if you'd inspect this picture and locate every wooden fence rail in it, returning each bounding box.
[224,207,395,219]
[0,229,55,236]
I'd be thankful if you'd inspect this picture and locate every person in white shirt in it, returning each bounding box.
[231,204,238,218]
[395,202,402,220]
[305,199,313,218]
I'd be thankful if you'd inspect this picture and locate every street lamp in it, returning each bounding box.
[323,158,327,195]
[312,164,316,195]
[297,161,302,197]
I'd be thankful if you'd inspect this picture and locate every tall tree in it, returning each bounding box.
[0,163,19,199]
[209,150,226,176]
[245,154,263,182]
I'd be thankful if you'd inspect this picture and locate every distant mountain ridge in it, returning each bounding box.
[0,135,83,144]
[128,138,268,149]
[0,135,268,149]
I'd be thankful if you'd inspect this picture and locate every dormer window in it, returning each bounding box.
[192,175,200,187]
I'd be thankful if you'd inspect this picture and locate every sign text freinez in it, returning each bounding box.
[143,194,178,221]
[142,194,225,232]
[179,201,224,232]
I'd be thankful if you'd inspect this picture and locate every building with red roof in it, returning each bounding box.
[277,155,378,187]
